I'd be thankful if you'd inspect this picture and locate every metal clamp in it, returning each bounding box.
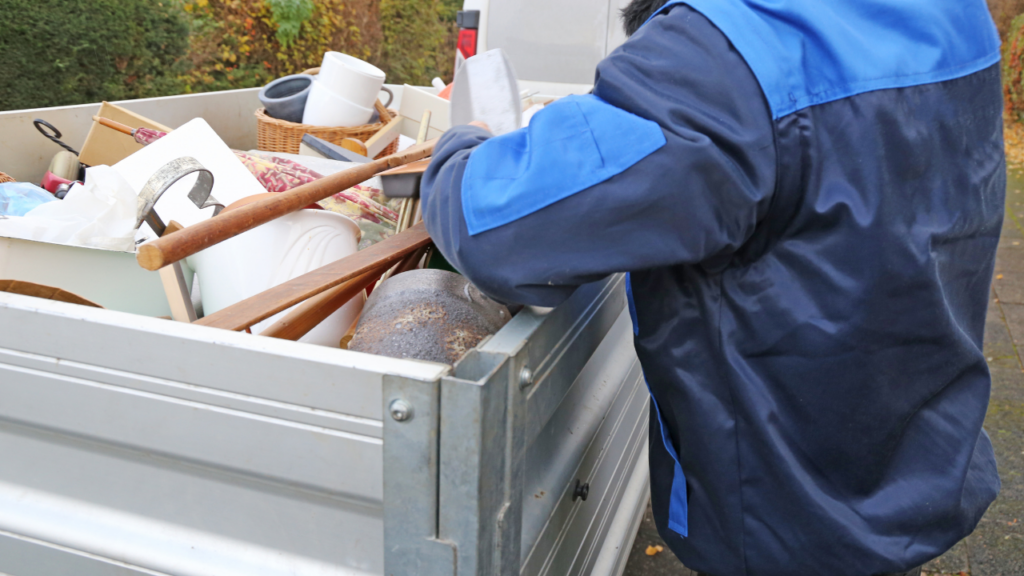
[33,119,80,156]
[135,157,221,237]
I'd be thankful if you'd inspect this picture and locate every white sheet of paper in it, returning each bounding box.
[113,118,265,241]
[450,49,522,136]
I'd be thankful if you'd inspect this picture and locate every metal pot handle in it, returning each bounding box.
[135,157,221,237]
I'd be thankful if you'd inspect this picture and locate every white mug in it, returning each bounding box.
[318,51,386,110]
[302,79,375,127]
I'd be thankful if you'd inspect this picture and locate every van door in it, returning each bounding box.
[459,0,631,87]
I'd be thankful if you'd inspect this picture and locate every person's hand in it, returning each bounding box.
[469,120,492,133]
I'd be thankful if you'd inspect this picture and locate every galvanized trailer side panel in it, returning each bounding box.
[0,83,422,183]
[0,292,446,576]
[0,89,262,184]
[0,276,649,576]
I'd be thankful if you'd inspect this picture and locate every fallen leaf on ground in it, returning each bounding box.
[645,544,664,556]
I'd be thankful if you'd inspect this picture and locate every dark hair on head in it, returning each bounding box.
[621,0,669,37]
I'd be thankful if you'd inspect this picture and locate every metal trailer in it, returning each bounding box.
[0,89,650,576]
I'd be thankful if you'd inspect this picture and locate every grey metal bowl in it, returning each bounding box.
[348,270,510,365]
[259,74,314,123]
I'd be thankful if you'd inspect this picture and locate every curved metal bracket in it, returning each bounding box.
[33,118,80,156]
[134,156,221,237]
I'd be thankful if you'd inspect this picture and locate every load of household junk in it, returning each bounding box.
[0,49,549,365]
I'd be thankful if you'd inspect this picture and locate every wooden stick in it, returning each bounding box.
[376,201,416,290]
[92,115,134,136]
[396,197,410,233]
[194,222,431,332]
[389,109,431,239]
[136,138,438,271]
[394,245,430,276]
[416,110,432,144]
[258,266,382,341]
[339,316,360,350]
[380,243,427,284]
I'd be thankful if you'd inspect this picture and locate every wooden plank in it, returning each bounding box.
[194,222,431,332]
[157,264,196,323]
[259,267,383,342]
[155,221,197,323]
[364,115,404,158]
[136,139,437,271]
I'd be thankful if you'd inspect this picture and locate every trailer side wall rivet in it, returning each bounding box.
[519,366,534,390]
[389,399,413,422]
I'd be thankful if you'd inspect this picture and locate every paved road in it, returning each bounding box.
[622,170,1024,576]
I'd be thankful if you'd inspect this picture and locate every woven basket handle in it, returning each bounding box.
[374,99,393,122]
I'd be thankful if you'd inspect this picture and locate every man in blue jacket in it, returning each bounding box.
[420,1,1005,574]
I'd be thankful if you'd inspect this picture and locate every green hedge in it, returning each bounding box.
[0,0,190,111]
[0,0,460,112]
[379,0,460,87]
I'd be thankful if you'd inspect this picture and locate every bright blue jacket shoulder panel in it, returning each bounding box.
[646,0,1001,119]
[460,94,666,235]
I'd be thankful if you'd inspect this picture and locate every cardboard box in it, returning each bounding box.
[78,102,173,167]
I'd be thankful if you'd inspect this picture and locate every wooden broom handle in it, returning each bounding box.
[136,138,438,271]
[92,116,135,136]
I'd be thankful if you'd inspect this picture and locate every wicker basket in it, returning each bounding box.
[0,171,14,184]
[256,67,399,158]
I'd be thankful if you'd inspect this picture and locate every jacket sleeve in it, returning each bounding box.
[420,4,777,307]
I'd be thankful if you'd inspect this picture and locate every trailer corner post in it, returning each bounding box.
[383,373,458,575]
[438,346,526,576]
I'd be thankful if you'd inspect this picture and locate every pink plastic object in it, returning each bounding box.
[40,171,75,195]
[132,127,168,146]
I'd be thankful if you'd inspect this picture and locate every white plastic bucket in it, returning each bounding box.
[185,210,363,347]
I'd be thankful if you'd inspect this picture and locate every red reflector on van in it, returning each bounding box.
[458,29,478,59]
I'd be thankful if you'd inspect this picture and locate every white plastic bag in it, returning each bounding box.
[0,166,139,252]
[0,182,56,216]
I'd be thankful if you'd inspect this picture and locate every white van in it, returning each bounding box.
[456,0,632,95]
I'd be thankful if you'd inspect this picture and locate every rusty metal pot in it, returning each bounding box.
[348,269,510,364]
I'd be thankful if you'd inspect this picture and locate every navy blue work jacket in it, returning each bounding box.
[421,2,1005,574]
